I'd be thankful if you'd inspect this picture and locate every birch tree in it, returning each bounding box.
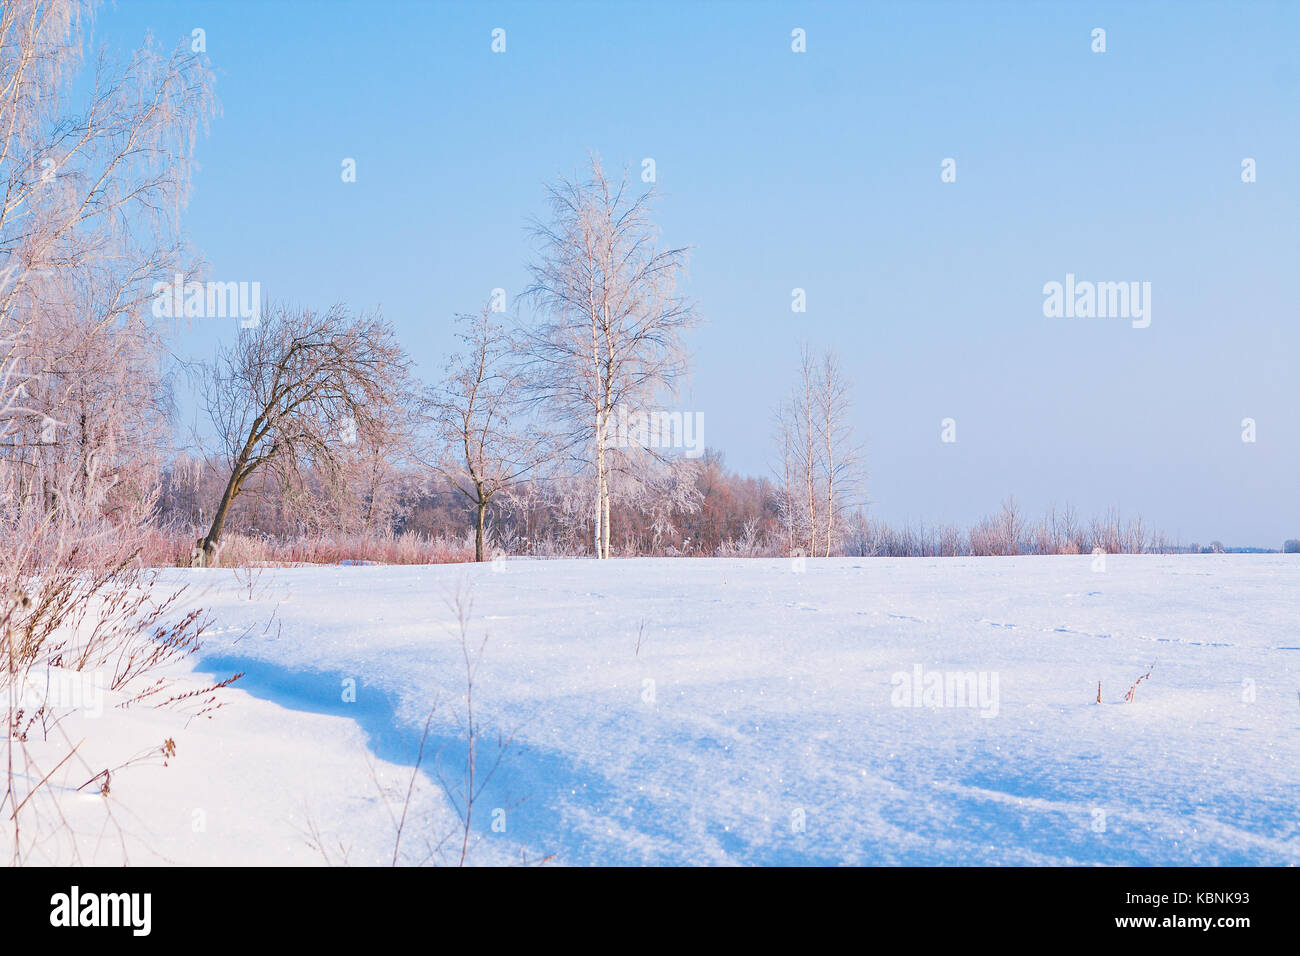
[0,0,217,862]
[521,156,700,559]
[774,344,863,557]
[0,0,214,519]
[816,348,861,556]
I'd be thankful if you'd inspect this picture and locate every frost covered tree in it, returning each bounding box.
[0,0,217,863]
[521,156,700,559]
[422,307,547,562]
[198,303,412,564]
[0,0,214,520]
[815,349,861,557]
[774,344,863,557]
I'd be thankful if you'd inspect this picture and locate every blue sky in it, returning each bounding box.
[97,0,1298,545]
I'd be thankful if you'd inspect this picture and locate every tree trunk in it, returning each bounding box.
[201,467,243,566]
[805,439,816,556]
[475,497,486,562]
[601,473,610,558]
[782,436,796,554]
[825,417,834,558]
[594,409,606,559]
[803,360,818,557]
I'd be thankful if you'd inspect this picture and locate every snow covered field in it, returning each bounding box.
[10,554,1299,866]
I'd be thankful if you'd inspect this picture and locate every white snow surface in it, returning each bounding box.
[8,554,1298,865]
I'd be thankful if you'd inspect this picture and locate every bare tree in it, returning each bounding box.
[0,3,222,860]
[521,155,700,559]
[198,302,412,564]
[0,2,220,859]
[815,348,862,557]
[422,307,546,562]
[0,0,215,519]
[774,401,799,555]
[774,343,863,557]
[971,496,1026,556]
[799,346,818,555]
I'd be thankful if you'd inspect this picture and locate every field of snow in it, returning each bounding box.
[10,554,1299,866]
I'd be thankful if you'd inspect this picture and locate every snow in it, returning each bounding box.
[8,554,1298,865]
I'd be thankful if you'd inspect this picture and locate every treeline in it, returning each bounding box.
[156,449,781,561]
[154,452,1218,564]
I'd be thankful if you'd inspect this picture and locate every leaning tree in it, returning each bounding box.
[198,302,412,564]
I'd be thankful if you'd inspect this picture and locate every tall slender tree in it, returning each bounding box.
[521,156,700,558]
[774,344,863,557]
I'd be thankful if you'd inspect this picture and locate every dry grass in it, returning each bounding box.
[1123,665,1155,703]
[135,528,479,569]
